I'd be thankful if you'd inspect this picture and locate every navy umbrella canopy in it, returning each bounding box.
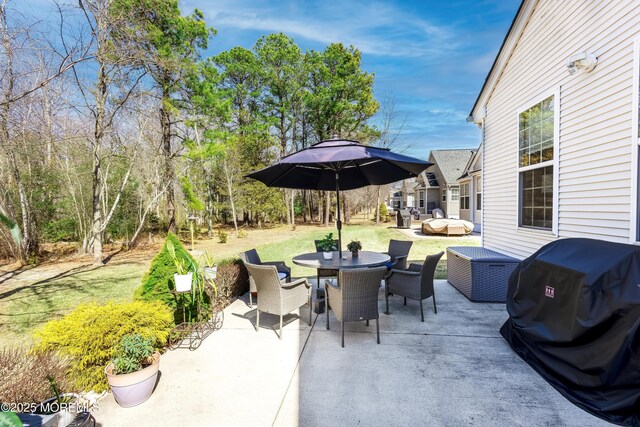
[246,139,432,256]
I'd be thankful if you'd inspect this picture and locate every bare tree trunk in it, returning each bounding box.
[284,191,291,225]
[160,86,176,234]
[290,189,295,226]
[91,61,107,266]
[324,191,330,227]
[223,157,238,235]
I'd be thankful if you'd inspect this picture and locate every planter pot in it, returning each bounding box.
[351,251,359,258]
[204,266,217,281]
[322,251,333,260]
[174,272,193,293]
[105,352,160,408]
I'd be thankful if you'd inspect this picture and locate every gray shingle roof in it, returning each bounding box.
[429,149,477,185]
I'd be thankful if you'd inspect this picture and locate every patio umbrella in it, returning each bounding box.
[246,138,432,257]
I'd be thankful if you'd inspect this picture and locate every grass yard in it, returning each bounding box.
[0,223,479,349]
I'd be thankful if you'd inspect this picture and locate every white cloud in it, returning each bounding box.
[191,0,458,58]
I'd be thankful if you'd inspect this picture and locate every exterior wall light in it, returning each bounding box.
[566,52,598,75]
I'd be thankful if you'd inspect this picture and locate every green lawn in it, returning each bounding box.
[0,223,479,348]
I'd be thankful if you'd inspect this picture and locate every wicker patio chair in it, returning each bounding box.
[325,266,387,347]
[385,251,444,322]
[384,239,413,271]
[244,262,311,340]
[240,249,291,307]
[314,239,339,288]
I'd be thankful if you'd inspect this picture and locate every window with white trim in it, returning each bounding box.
[450,187,460,202]
[419,190,424,208]
[519,95,554,230]
[442,189,446,202]
[475,177,482,210]
[460,183,470,210]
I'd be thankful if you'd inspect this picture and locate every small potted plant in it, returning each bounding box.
[347,240,362,257]
[317,233,336,260]
[202,252,217,282]
[167,240,193,293]
[105,334,160,408]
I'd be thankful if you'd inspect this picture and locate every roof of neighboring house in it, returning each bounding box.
[458,144,483,180]
[429,149,477,185]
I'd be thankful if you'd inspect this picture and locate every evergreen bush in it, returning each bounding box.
[33,301,172,392]
[134,233,202,321]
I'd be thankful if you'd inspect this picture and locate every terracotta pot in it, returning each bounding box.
[174,272,192,293]
[105,352,160,408]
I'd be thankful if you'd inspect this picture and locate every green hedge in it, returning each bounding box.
[33,301,172,392]
[134,233,203,322]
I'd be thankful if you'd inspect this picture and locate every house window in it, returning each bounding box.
[442,189,446,202]
[519,95,554,230]
[460,183,470,210]
[450,187,459,202]
[476,177,482,210]
[419,191,425,208]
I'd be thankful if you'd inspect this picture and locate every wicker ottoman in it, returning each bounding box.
[447,246,519,302]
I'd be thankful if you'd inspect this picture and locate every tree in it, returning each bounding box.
[75,0,146,265]
[111,0,214,235]
[0,0,87,263]
[304,43,379,226]
[254,34,304,225]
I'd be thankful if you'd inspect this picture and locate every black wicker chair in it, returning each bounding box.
[385,251,444,322]
[325,267,387,347]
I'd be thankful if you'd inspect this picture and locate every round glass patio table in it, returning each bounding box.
[292,251,391,270]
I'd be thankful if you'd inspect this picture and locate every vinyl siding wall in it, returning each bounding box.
[482,0,640,258]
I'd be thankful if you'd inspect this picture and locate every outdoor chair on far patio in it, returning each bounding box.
[240,249,291,307]
[244,262,311,340]
[385,251,444,322]
[314,239,339,288]
[325,266,387,347]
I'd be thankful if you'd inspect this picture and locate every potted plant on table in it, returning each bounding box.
[347,240,362,257]
[105,334,160,408]
[317,233,336,260]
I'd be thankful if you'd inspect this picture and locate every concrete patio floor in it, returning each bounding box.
[95,280,608,426]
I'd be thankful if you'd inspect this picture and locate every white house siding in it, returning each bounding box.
[481,0,640,259]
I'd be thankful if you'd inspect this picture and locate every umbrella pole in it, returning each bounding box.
[335,173,342,258]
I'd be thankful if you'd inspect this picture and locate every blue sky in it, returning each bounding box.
[15,0,520,160]
[183,0,521,159]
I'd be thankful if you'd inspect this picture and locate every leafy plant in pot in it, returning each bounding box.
[347,240,362,257]
[202,251,217,282]
[317,233,336,260]
[167,240,193,293]
[105,334,160,408]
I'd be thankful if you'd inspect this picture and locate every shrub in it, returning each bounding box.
[214,258,249,307]
[135,233,203,322]
[218,229,227,243]
[379,202,389,218]
[33,300,173,392]
[0,347,71,404]
[237,229,248,239]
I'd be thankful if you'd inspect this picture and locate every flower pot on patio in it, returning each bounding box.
[322,251,333,260]
[105,351,160,408]
[174,272,192,293]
